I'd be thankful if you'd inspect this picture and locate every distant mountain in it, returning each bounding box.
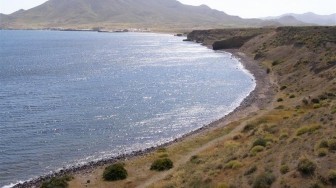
[263,12,336,26]
[0,0,281,30]
[275,15,308,26]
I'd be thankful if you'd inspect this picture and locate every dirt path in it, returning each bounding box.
[137,108,271,188]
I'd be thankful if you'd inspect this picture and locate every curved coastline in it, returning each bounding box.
[11,46,272,188]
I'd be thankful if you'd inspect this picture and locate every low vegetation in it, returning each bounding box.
[328,170,336,184]
[224,160,243,169]
[41,175,73,188]
[150,158,174,171]
[280,165,289,174]
[252,172,276,188]
[297,157,316,175]
[296,125,321,136]
[103,163,128,181]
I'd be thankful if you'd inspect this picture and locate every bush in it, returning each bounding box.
[279,133,289,140]
[297,158,316,175]
[332,108,336,114]
[280,165,289,174]
[103,163,128,181]
[244,165,257,176]
[328,170,336,184]
[272,60,282,66]
[328,139,336,150]
[190,155,202,164]
[224,160,243,169]
[317,139,329,148]
[280,86,287,90]
[275,105,284,109]
[242,123,256,132]
[251,146,265,156]
[253,172,276,188]
[296,125,321,136]
[41,176,73,188]
[289,94,296,98]
[311,98,320,104]
[253,138,267,147]
[302,98,309,105]
[156,147,167,153]
[316,148,328,157]
[150,158,173,171]
[277,98,283,102]
[313,104,321,109]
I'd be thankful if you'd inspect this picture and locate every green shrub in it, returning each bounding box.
[244,165,257,176]
[272,60,282,66]
[156,147,167,153]
[289,94,296,98]
[316,148,328,157]
[311,98,320,104]
[253,138,267,147]
[296,125,321,136]
[328,139,336,150]
[313,104,321,109]
[251,146,265,156]
[280,86,287,90]
[331,108,336,114]
[297,158,316,175]
[41,175,73,188]
[280,165,289,174]
[159,153,169,158]
[103,163,128,181]
[275,105,284,109]
[150,158,173,171]
[224,160,243,169]
[242,123,256,132]
[252,172,276,188]
[328,170,336,184]
[277,98,283,102]
[319,94,328,100]
[279,132,289,140]
[317,139,329,148]
[190,155,202,164]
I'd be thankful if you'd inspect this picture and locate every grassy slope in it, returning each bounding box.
[67,26,336,188]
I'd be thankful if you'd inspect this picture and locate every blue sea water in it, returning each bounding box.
[0,30,255,187]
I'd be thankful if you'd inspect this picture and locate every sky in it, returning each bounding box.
[0,0,335,18]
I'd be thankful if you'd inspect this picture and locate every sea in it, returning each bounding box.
[0,30,255,187]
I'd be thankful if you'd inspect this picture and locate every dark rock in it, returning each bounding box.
[212,36,255,50]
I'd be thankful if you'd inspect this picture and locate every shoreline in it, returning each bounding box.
[13,47,274,188]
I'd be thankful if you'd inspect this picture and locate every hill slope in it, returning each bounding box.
[264,12,336,26]
[0,0,278,30]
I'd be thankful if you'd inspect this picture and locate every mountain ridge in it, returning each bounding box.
[263,12,336,26]
[0,0,278,31]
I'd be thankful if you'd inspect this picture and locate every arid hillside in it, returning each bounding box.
[156,26,336,187]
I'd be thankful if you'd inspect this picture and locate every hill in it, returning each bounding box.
[264,12,336,26]
[0,0,280,31]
